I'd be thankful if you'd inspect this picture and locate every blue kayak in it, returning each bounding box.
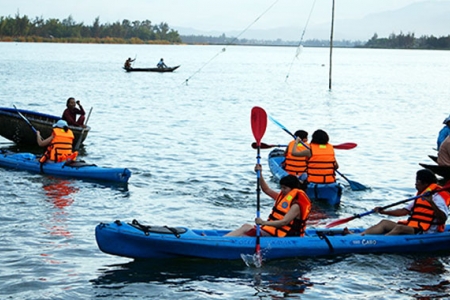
[95,219,450,260]
[0,150,131,183]
[268,148,343,206]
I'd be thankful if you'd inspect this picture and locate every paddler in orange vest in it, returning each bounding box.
[283,130,309,177]
[361,169,449,235]
[36,119,78,163]
[291,129,339,184]
[225,164,311,237]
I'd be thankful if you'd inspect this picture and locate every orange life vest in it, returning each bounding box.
[262,188,311,237]
[284,140,309,175]
[39,128,77,163]
[403,183,450,232]
[307,143,336,183]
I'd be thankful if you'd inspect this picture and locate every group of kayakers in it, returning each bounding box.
[228,124,450,238]
[33,104,450,239]
[36,97,86,164]
[284,129,339,184]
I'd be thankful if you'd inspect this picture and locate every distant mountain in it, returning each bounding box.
[175,1,450,42]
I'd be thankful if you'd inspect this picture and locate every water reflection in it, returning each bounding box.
[92,258,316,297]
[42,178,78,237]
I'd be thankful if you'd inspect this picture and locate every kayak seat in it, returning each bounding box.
[129,219,187,237]
[63,160,97,168]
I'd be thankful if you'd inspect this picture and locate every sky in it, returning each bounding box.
[0,0,428,32]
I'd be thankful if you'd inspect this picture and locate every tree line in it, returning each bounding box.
[0,13,182,43]
[1,13,449,49]
[364,32,450,49]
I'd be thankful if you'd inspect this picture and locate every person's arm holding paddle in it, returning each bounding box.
[36,130,53,147]
[291,137,311,158]
[255,164,278,200]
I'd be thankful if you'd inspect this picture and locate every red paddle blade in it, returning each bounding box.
[333,142,357,150]
[325,216,356,228]
[251,142,281,149]
[251,107,267,146]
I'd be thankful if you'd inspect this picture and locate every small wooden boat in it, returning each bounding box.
[123,65,180,73]
[0,107,89,146]
[0,150,131,183]
[268,149,342,206]
[419,163,450,179]
[95,219,450,260]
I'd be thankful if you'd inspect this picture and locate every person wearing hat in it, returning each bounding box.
[361,169,449,236]
[437,115,450,150]
[37,119,78,163]
[62,97,86,128]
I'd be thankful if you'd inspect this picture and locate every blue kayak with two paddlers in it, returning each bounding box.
[95,219,450,260]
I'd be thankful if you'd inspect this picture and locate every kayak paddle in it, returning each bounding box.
[251,142,357,150]
[250,106,267,267]
[14,105,37,134]
[325,181,450,228]
[268,115,368,191]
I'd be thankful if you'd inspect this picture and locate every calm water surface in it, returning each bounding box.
[1,42,450,299]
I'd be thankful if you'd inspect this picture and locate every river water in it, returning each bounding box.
[1,42,450,299]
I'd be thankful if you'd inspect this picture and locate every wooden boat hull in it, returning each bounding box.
[419,163,450,179]
[268,149,343,205]
[0,107,90,146]
[95,220,450,260]
[123,65,180,72]
[0,150,131,183]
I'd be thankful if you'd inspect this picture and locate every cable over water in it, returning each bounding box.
[183,0,281,85]
[285,0,318,82]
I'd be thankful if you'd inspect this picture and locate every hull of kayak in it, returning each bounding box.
[95,220,450,260]
[0,150,131,183]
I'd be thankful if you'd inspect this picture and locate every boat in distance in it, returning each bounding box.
[268,148,343,206]
[123,65,180,72]
[95,219,450,260]
[0,107,89,146]
[0,150,131,183]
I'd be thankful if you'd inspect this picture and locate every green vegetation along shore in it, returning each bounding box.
[1,13,449,49]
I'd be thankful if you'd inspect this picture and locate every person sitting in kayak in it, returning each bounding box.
[157,58,167,69]
[361,169,449,236]
[225,164,311,237]
[283,129,309,177]
[37,119,78,163]
[438,136,450,167]
[437,115,450,150]
[291,129,339,184]
[62,97,86,127]
[124,57,135,70]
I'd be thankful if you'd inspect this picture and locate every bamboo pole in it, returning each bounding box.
[329,0,335,90]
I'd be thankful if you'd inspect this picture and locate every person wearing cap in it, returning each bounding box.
[157,58,167,69]
[361,169,449,236]
[62,97,86,128]
[37,120,78,163]
[437,115,450,150]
